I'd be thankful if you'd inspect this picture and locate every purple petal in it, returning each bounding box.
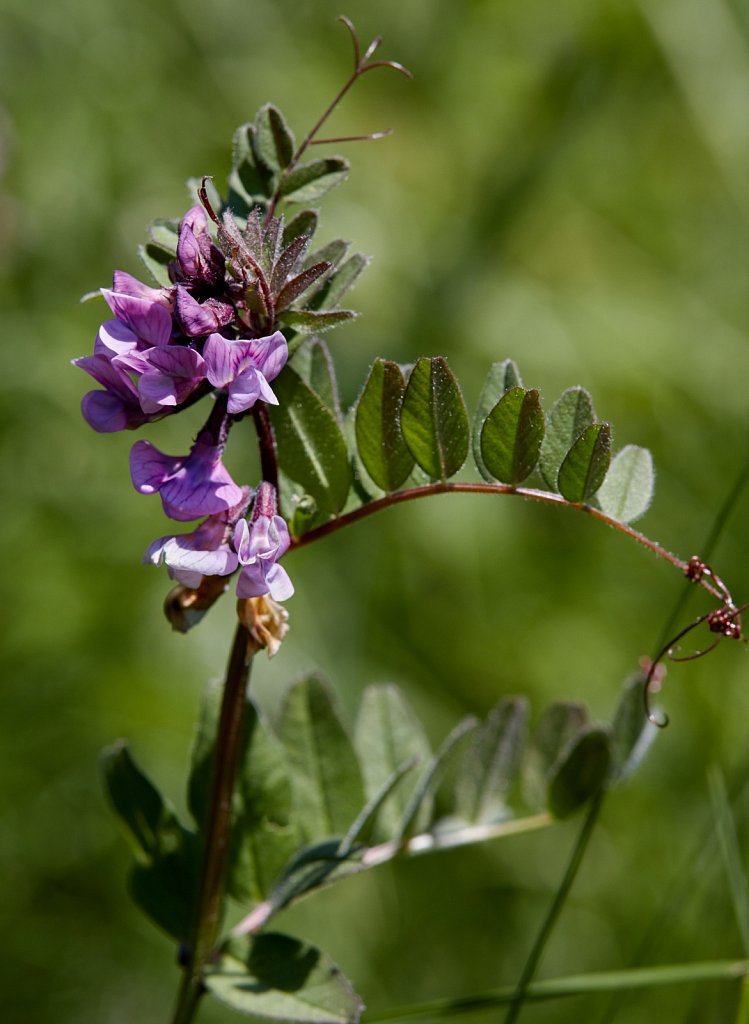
[81,390,148,432]
[112,271,170,305]
[174,287,233,337]
[265,563,294,601]
[94,319,140,357]
[74,352,139,398]
[250,332,288,382]
[130,440,184,494]
[203,333,240,388]
[226,369,263,414]
[236,562,271,598]
[101,290,172,346]
[138,346,206,413]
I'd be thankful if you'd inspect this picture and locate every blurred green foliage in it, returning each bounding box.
[4,0,749,1021]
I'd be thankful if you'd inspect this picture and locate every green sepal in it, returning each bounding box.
[546,726,612,819]
[557,423,612,503]
[270,368,351,514]
[277,675,366,842]
[355,359,414,492]
[472,359,523,481]
[540,386,595,490]
[279,157,350,204]
[480,388,545,485]
[400,357,469,481]
[205,933,364,1024]
[596,445,655,523]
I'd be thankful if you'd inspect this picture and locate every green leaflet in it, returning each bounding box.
[523,702,589,810]
[596,444,655,523]
[291,338,341,420]
[454,697,528,825]
[608,671,658,785]
[354,684,433,840]
[480,388,545,485]
[279,157,350,204]
[540,386,595,490]
[355,359,414,492]
[547,727,612,819]
[270,367,351,515]
[472,359,523,480]
[277,675,365,842]
[400,357,469,481]
[557,422,612,503]
[206,933,364,1024]
[253,103,296,173]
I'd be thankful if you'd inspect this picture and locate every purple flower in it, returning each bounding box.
[130,428,245,521]
[203,331,288,414]
[174,285,235,337]
[234,483,294,601]
[138,345,207,413]
[173,205,224,289]
[145,488,251,587]
[74,332,151,432]
[101,272,173,347]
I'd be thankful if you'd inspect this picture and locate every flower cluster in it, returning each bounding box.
[74,203,294,609]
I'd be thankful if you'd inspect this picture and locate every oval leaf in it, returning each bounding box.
[480,388,544,485]
[557,423,612,503]
[355,359,414,492]
[400,357,469,481]
[254,103,296,172]
[354,685,433,841]
[547,726,611,819]
[270,368,351,514]
[277,675,365,841]
[596,444,654,523]
[206,933,364,1024]
[540,386,595,490]
[472,360,523,480]
[608,671,658,784]
[455,697,528,825]
[279,157,350,204]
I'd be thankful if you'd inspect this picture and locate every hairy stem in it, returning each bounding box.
[290,482,724,602]
[171,623,259,1024]
[504,791,605,1024]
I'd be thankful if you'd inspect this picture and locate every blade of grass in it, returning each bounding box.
[709,765,749,957]
[365,960,749,1022]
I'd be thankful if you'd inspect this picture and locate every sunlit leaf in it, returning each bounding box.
[279,309,356,340]
[291,339,341,419]
[277,675,365,841]
[480,388,544,485]
[254,103,296,172]
[355,359,414,492]
[400,357,469,481]
[283,210,319,247]
[312,254,370,311]
[596,445,655,523]
[354,685,433,840]
[206,933,364,1024]
[455,698,528,824]
[557,423,612,503]
[540,386,595,490]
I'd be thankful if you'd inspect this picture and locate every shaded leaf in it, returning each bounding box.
[596,445,655,523]
[129,843,199,942]
[277,675,365,841]
[206,933,364,1024]
[138,244,172,288]
[355,359,414,492]
[609,671,658,785]
[270,368,351,514]
[354,685,432,840]
[291,339,341,419]
[455,698,529,824]
[540,386,595,490]
[473,360,523,481]
[280,158,350,204]
[557,423,612,503]
[400,357,469,481]
[547,727,611,819]
[480,388,545,485]
[523,702,588,810]
[283,210,319,247]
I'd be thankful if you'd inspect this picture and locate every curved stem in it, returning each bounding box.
[171,623,259,1024]
[289,482,724,602]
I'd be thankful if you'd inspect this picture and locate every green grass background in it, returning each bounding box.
[4,0,749,1020]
